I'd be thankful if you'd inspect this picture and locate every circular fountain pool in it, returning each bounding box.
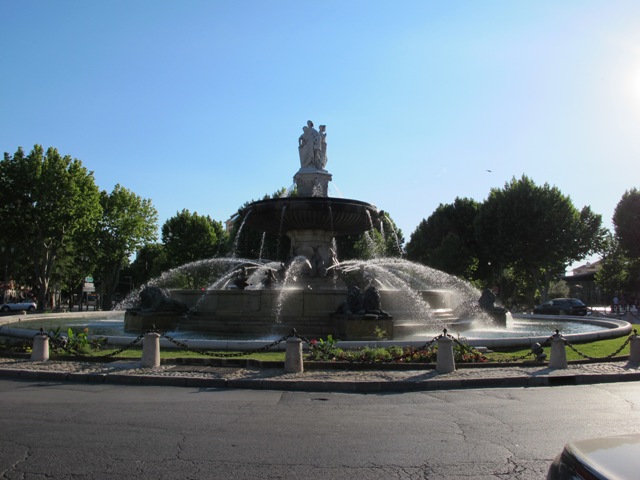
[0,311,631,350]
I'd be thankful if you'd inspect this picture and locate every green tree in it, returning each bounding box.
[475,175,606,308]
[52,239,98,309]
[162,209,229,267]
[613,188,640,258]
[406,197,486,280]
[129,243,170,287]
[95,184,158,310]
[595,234,640,299]
[0,146,101,311]
[160,210,229,289]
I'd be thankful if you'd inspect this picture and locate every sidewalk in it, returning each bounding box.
[1,356,640,392]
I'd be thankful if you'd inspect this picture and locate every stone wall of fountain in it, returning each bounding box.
[125,121,486,339]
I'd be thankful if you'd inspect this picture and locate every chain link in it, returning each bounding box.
[100,333,146,358]
[160,331,294,358]
[34,325,638,365]
[563,331,636,361]
[40,327,146,360]
[464,332,557,364]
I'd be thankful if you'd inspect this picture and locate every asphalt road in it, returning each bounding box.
[2,379,640,479]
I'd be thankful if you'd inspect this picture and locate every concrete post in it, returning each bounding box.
[31,334,49,362]
[141,332,161,368]
[436,335,455,374]
[549,334,568,369]
[284,337,304,373]
[629,335,640,362]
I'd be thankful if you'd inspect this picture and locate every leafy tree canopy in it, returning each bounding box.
[162,209,229,268]
[406,197,484,280]
[474,175,606,306]
[594,234,639,296]
[96,184,158,310]
[613,188,640,258]
[0,145,102,310]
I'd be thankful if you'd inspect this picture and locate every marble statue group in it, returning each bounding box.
[298,120,327,170]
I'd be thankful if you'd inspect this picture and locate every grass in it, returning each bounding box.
[485,324,640,363]
[52,348,287,362]
[4,324,639,365]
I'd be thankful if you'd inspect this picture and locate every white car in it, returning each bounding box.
[0,300,37,312]
[548,433,640,479]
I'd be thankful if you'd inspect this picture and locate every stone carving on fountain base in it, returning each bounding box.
[288,230,337,278]
[334,286,392,319]
[294,168,332,197]
[333,285,394,339]
[124,286,188,332]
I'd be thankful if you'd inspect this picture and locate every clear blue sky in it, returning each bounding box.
[3,1,640,269]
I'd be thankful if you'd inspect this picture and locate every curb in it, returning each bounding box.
[2,367,640,392]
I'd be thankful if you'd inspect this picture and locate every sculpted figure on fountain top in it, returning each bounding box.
[295,120,332,196]
[298,120,327,170]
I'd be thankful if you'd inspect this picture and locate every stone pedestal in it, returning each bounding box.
[336,316,393,340]
[436,335,455,374]
[284,337,303,373]
[630,335,640,362]
[31,334,49,362]
[549,335,568,369]
[141,332,161,368]
[294,168,332,197]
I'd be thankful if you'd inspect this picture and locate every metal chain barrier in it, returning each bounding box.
[561,329,638,362]
[461,333,557,364]
[40,327,147,360]
[159,331,295,358]
[100,333,146,358]
[33,325,638,365]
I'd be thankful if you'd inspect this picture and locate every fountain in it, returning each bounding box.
[124,120,495,340]
[1,121,632,350]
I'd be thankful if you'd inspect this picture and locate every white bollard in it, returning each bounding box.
[31,334,49,362]
[549,334,568,369]
[141,332,161,368]
[284,337,304,373]
[436,335,455,374]
[629,335,640,362]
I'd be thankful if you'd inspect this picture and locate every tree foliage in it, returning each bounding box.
[128,243,170,287]
[0,146,102,310]
[613,188,640,258]
[595,234,639,296]
[474,175,606,306]
[160,209,229,288]
[162,209,229,267]
[406,197,485,280]
[95,184,157,310]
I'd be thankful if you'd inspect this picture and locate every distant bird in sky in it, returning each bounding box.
[486,169,492,172]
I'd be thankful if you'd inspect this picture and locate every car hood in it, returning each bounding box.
[565,434,640,479]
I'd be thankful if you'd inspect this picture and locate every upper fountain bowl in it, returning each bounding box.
[241,197,381,235]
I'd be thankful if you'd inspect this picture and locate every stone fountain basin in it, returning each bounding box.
[0,310,632,351]
[241,197,381,235]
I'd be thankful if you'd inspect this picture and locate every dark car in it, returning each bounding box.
[548,434,640,479]
[534,298,588,316]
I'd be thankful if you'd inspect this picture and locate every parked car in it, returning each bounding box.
[534,298,588,316]
[548,433,640,479]
[0,299,37,313]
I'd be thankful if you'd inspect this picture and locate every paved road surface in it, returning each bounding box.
[2,379,640,479]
